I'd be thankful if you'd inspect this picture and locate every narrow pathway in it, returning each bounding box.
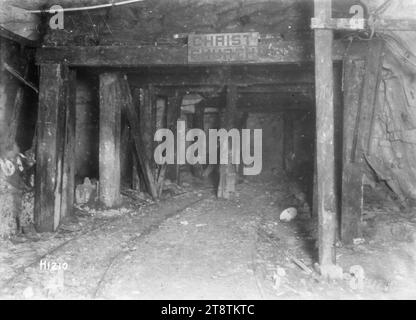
[1,177,415,299]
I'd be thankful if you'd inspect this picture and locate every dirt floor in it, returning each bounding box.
[0,171,415,300]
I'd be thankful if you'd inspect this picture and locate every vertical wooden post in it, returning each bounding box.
[341,41,384,243]
[120,122,132,188]
[35,64,69,232]
[140,85,156,176]
[353,41,385,163]
[166,92,182,184]
[312,148,318,217]
[121,78,158,199]
[283,112,295,172]
[99,73,121,208]
[314,0,337,274]
[0,37,11,156]
[131,88,147,192]
[341,59,365,243]
[0,38,6,148]
[167,93,182,131]
[60,68,76,220]
[217,84,238,199]
[191,104,205,178]
[6,65,28,152]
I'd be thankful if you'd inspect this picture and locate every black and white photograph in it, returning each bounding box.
[0,0,415,303]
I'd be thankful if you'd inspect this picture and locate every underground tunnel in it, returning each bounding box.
[0,0,416,301]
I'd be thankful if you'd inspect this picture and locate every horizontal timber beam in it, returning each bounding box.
[157,84,314,97]
[194,95,312,112]
[311,18,416,31]
[237,97,312,112]
[128,68,316,87]
[238,105,311,113]
[36,40,366,67]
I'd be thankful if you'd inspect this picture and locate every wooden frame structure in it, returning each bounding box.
[35,2,401,277]
[310,0,416,275]
[34,35,368,260]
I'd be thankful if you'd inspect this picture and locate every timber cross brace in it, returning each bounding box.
[33,9,376,280]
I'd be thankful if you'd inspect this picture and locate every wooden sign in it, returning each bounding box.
[188,32,259,63]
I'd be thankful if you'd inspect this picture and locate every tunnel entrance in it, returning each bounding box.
[72,63,320,211]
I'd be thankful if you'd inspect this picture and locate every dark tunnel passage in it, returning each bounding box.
[71,64,322,207]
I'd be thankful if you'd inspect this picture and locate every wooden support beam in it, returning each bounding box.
[166,93,182,184]
[35,64,70,232]
[191,104,205,178]
[132,158,141,191]
[341,59,366,244]
[237,93,313,112]
[99,73,121,208]
[156,85,315,102]
[192,93,312,113]
[311,17,365,31]
[217,84,238,199]
[3,62,38,94]
[341,41,384,244]
[334,63,343,229]
[120,121,132,189]
[36,40,366,67]
[194,104,206,131]
[129,66,315,88]
[239,91,312,102]
[353,40,385,162]
[121,80,159,199]
[0,38,13,157]
[60,69,76,220]
[155,97,167,197]
[140,84,159,189]
[342,60,366,166]
[154,84,313,97]
[341,164,364,242]
[5,65,28,152]
[312,143,318,218]
[167,93,182,131]
[314,0,338,276]
[312,17,416,31]
[238,84,314,95]
[283,113,295,172]
[140,85,156,167]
